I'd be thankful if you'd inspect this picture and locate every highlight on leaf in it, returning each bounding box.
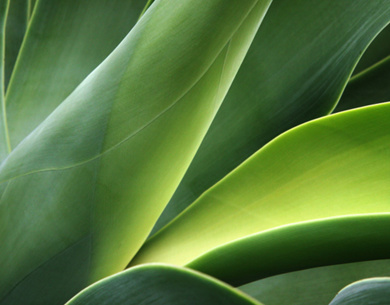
[1,1,390,304]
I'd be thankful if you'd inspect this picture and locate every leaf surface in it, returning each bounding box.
[353,24,390,75]
[4,0,147,148]
[0,0,9,162]
[152,0,390,234]
[0,0,271,303]
[335,56,390,112]
[187,214,390,286]
[132,102,390,266]
[240,260,390,305]
[329,278,390,305]
[4,0,28,90]
[66,264,263,305]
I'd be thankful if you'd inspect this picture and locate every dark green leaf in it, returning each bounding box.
[4,0,28,90]
[353,24,390,75]
[151,0,390,235]
[0,0,10,162]
[335,57,390,112]
[240,259,390,305]
[0,0,270,303]
[5,0,146,148]
[66,264,263,305]
[187,214,390,286]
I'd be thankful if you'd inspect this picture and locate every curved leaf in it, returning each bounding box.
[187,214,390,286]
[335,56,390,113]
[353,24,390,75]
[151,0,390,235]
[66,264,263,305]
[5,0,147,148]
[0,0,270,303]
[132,102,390,266]
[0,0,9,162]
[240,259,390,305]
[329,278,390,305]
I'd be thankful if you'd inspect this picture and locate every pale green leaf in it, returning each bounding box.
[329,278,390,305]
[132,102,390,266]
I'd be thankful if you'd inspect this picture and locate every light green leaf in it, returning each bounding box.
[152,0,390,235]
[335,56,390,113]
[0,0,271,304]
[329,278,390,305]
[240,259,390,305]
[66,264,263,305]
[132,102,390,266]
[187,214,390,286]
[5,0,147,149]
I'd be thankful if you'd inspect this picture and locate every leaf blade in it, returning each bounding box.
[66,264,263,305]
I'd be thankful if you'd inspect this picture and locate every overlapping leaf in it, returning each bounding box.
[240,260,390,305]
[329,277,390,305]
[0,0,272,304]
[132,102,390,266]
[4,0,147,150]
[152,0,390,234]
[66,264,263,305]
[335,56,390,112]
[187,214,390,286]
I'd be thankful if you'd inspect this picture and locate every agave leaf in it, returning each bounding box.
[187,214,390,286]
[152,0,390,234]
[335,56,390,112]
[132,102,390,266]
[27,0,36,19]
[240,259,390,305]
[353,24,390,75]
[66,264,263,305]
[0,0,271,303]
[4,0,147,149]
[4,0,28,90]
[0,0,9,162]
[329,278,390,305]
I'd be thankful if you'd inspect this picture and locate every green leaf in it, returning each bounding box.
[0,0,10,162]
[335,56,390,113]
[353,24,390,75]
[152,0,390,235]
[27,0,36,19]
[329,278,390,305]
[187,214,390,286]
[240,259,390,305]
[132,102,390,266]
[0,0,271,303]
[4,0,28,91]
[66,264,263,305]
[4,0,147,149]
